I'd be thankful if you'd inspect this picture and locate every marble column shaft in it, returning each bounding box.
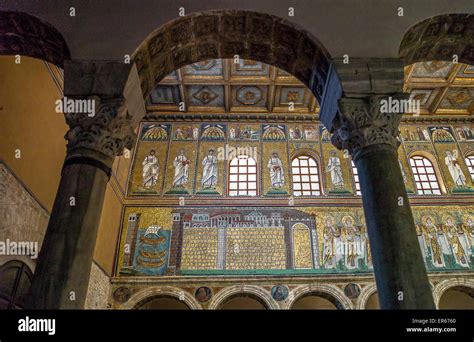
[27,62,144,309]
[331,95,435,309]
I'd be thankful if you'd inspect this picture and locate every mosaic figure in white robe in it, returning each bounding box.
[445,217,469,267]
[268,152,285,188]
[173,149,189,187]
[327,151,344,188]
[342,217,358,269]
[424,217,445,268]
[445,150,466,186]
[142,150,159,189]
[322,217,336,269]
[416,223,428,260]
[201,149,218,189]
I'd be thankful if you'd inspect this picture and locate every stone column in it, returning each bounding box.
[319,58,435,309]
[331,94,435,309]
[27,61,145,309]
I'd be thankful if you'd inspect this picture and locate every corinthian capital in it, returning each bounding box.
[64,96,136,161]
[62,60,146,166]
[331,94,407,157]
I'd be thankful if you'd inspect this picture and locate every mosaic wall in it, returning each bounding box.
[117,206,474,276]
[128,122,474,197]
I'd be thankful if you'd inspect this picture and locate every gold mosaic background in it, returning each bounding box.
[320,142,353,194]
[262,141,290,195]
[165,140,197,194]
[117,205,473,275]
[196,141,226,195]
[181,228,218,270]
[129,141,168,194]
[225,227,286,270]
[128,122,474,197]
[292,223,313,268]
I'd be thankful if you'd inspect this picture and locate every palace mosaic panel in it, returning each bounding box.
[117,206,474,276]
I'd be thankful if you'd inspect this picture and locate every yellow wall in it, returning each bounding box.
[112,153,133,195]
[0,55,131,275]
[94,181,123,275]
[0,56,67,211]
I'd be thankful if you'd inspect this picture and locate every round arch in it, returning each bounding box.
[208,285,279,310]
[290,148,322,164]
[0,11,70,67]
[0,259,34,309]
[407,150,447,194]
[284,284,353,310]
[120,286,202,310]
[289,149,325,196]
[356,283,378,309]
[132,10,335,103]
[463,148,474,158]
[0,255,37,274]
[432,278,474,309]
[399,13,473,65]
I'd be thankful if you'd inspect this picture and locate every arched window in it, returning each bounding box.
[0,261,33,309]
[228,155,257,196]
[351,161,361,196]
[291,155,321,196]
[409,155,441,195]
[465,155,474,181]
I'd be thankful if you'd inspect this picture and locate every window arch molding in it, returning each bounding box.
[463,151,474,181]
[0,260,34,309]
[408,151,446,195]
[349,159,361,196]
[290,148,321,162]
[289,149,323,196]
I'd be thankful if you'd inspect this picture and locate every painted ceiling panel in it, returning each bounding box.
[411,61,454,79]
[187,85,225,107]
[233,85,267,106]
[183,59,223,77]
[405,61,473,115]
[147,58,317,116]
[145,59,474,117]
[230,59,270,77]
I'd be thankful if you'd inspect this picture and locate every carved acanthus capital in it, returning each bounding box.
[64,96,136,161]
[331,94,407,157]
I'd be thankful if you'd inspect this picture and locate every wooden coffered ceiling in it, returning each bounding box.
[404,61,474,116]
[145,58,319,118]
[144,58,474,119]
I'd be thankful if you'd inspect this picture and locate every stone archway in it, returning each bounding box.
[132,10,335,105]
[120,286,202,310]
[285,284,353,310]
[0,11,70,67]
[356,284,377,309]
[432,278,474,309]
[23,8,344,310]
[23,7,438,310]
[208,285,279,310]
[399,13,473,65]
